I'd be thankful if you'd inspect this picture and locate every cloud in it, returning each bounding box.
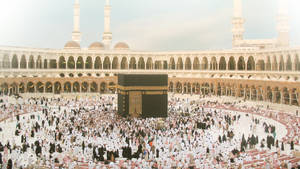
[113,8,232,51]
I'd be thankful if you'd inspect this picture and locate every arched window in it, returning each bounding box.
[121,57,128,69]
[185,57,191,70]
[59,56,66,69]
[112,57,118,69]
[237,56,245,70]
[85,56,93,69]
[68,56,75,69]
[228,56,236,70]
[177,57,183,70]
[138,57,145,69]
[20,55,27,69]
[129,57,136,69]
[219,57,226,70]
[247,56,255,71]
[103,57,111,69]
[169,57,175,70]
[12,55,18,68]
[94,56,102,69]
[76,56,84,69]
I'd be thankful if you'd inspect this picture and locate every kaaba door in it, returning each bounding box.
[129,91,142,117]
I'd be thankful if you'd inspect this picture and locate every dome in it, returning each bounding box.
[64,41,80,49]
[89,42,105,50]
[114,42,130,50]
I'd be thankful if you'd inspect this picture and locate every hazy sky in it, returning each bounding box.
[0,0,299,51]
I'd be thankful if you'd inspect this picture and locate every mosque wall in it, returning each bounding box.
[0,46,299,107]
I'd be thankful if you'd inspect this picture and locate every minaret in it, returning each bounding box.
[232,0,245,48]
[102,0,112,50]
[72,0,81,43]
[277,0,289,47]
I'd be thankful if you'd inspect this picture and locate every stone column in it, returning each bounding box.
[280,90,284,104]
[272,90,276,103]
[289,90,292,105]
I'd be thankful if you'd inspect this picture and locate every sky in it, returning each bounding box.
[0,0,299,51]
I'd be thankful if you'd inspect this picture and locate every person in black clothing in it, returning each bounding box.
[7,159,12,169]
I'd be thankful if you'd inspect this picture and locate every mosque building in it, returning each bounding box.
[0,0,299,106]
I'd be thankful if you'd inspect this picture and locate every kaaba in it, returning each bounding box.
[117,74,168,118]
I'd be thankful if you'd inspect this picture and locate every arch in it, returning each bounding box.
[1,83,8,95]
[282,88,290,104]
[177,57,183,70]
[100,82,107,93]
[228,56,236,70]
[169,57,175,70]
[154,61,162,69]
[76,56,84,69]
[185,57,192,70]
[29,55,35,69]
[103,56,111,69]
[286,55,292,71]
[237,56,245,70]
[272,56,278,71]
[19,83,25,93]
[176,82,182,93]
[54,82,61,94]
[94,56,102,69]
[247,56,255,71]
[36,55,42,69]
[129,57,137,69]
[169,82,174,92]
[295,55,300,71]
[163,61,168,69]
[36,82,44,93]
[59,56,66,69]
[266,56,271,71]
[146,58,153,70]
[12,55,18,68]
[81,82,89,92]
[210,57,217,70]
[274,87,281,103]
[121,57,128,69]
[193,57,200,70]
[138,57,145,69]
[279,55,284,71]
[2,55,10,69]
[27,82,35,93]
[64,82,71,93]
[73,82,80,92]
[44,59,48,69]
[202,57,208,70]
[85,56,93,69]
[108,82,116,93]
[256,60,265,71]
[45,82,53,93]
[112,57,118,69]
[266,87,272,102]
[67,56,75,69]
[219,57,226,70]
[290,88,298,106]
[20,55,27,69]
[90,82,98,93]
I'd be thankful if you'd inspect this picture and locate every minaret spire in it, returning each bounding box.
[277,0,289,47]
[232,0,245,48]
[72,0,81,43]
[102,0,112,50]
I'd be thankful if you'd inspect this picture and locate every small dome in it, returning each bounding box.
[114,42,129,50]
[89,42,105,50]
[64,41,80,49]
